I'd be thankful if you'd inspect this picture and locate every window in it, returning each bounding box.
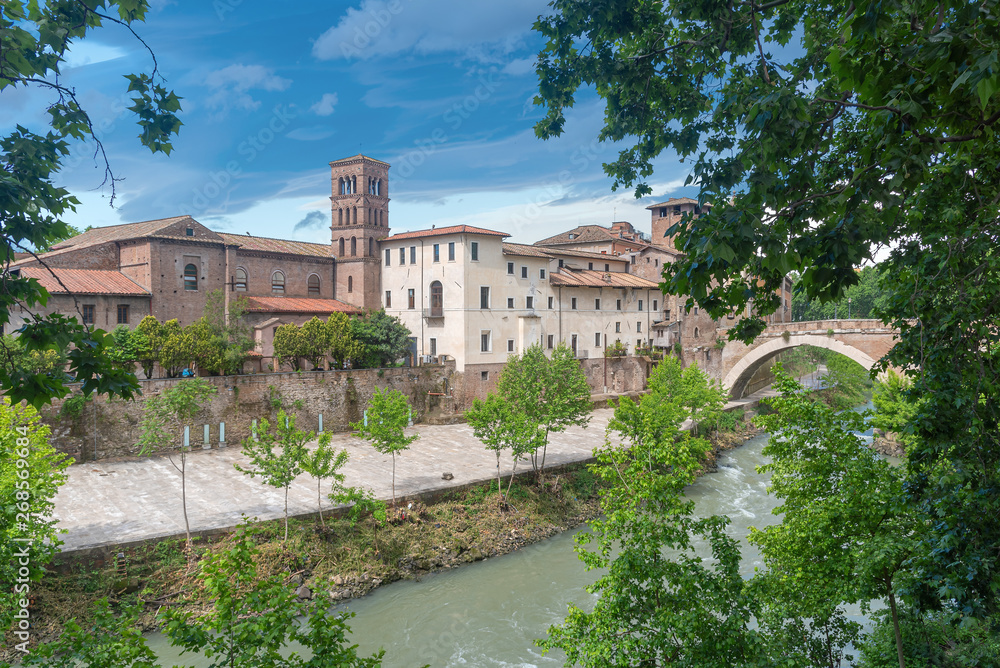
[471,242,479,261]
[637,321,642,333]
[637,338,642,348]
[616,299,622,310]
[399,247,406,265]
[558,259,564,268]
[595,332,601,347]
[595,299,601,310]
[507,339,515,352]
[116,304,129,324]
[548,296,554,309]
[520,266,528,279]
[429,281,443,316]
[385,248,391,265]
[480,286,490,309]
[82,304,95,324]
[526,296,534,309]
[481,330,491,352]
[347,276,353,292]
[571,297,577,310]
[507,297,515,309]
[448,242,455,261]
[630,256,636,265]
[410,246,416,264]
[615,322,621,333]
[653,300,658,312]
[694,306,699,315]
[184,263,198,291]
[540,268,546,279]
[481,370,489,381]
[351,237,357,256]
[271,271,285,294]
[235,267,247,292]
[547,334,554,349]
[605,263,609,271]
[694,327,700,338]
[429,338,437,356]
[588,262,593,270]
[646,257,650,264]
[507,262,514,275]
[639,300,644,311]
[433,244,440,262]
[655,259,659,267]
[385,290,392,308]
[308,274,321,295]
[185,227,194,236]
[408,289,415,309]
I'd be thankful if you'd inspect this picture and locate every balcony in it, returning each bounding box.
[422,307,444,319]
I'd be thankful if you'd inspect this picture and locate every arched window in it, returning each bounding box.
[338,208,343,225]
[430,280,443,317]
[694,327,700,338]
[351,237,357,257]
[352,206,357,224]
[368,237,374,257]
[308,274,320,295]
[338,237,345,255]
[347,276,353,293]
[351,176,356,194]
[235,267,247,292]
[271,271,285,294]
[184,263,198,291]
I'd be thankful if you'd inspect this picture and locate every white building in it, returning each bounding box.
[380,225,660,374]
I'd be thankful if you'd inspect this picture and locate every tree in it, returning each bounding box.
[539,355,758,665]
[750,368,915,668]
[677,362,727,436]
[16,599,158,668]
[234,410,310,542]
[871,369,922,451]
[161,522,383,668]
[818,353,872,410]
[0,1,181,407]
[533,0,1000,624]
[272,322,305,371]
[137,378,217,550]
[156,319,191,378]
[135,316,161,379]
[300,432,350,529]
[325,312,362,369]
[107,324,140,372]
[203,289,254,374]
[0,398,70,634]
[350,310,411,369]
[351,387,417,508]
[465,394,543,508]
[495,343,591,476]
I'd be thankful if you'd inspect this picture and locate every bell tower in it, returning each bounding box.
[330,155,390,310]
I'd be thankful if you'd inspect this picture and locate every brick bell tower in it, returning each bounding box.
[330,155,390,310]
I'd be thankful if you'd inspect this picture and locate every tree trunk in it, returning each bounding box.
[317,478,325,528]
[496,454,503,507]
[888,588,906,668]
[391,452,396,508]
[283,485,289,542]
[504,459,518,511]
[181,452,191,550]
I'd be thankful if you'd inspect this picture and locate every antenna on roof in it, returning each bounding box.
[246,231,252,236]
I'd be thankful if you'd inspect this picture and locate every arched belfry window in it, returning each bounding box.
[352,206,357,224]
[308,274,320,295]
[338,209,343,225]
[347,276,353,293]
[351,237,357,257]
[235,267,247,292]
[368,237,374,257]
[271,271,285,294]
[430,280,443,317]
[184,264,198,291]
[338,237,345,256]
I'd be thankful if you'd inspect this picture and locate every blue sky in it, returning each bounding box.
[6,0,698,246]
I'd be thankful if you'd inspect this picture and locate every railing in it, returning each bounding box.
[422,307,444,318]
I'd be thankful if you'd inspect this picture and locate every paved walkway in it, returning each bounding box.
[54,371,814,555]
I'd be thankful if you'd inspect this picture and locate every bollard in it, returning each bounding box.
[318,413,323,433]
[183,426,190,449]
[203,424,211,450]
[251,419,258,441]
[364,409,368,427]
[408,406,413,428]
[219,422,227,447]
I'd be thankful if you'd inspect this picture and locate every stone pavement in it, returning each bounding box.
[53,409,618,554]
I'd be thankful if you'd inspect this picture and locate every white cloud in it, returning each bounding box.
[63,43,128,69]
[312,0,548,61]
[203,64,292,114]
[502,57,536,77]
[310,92,339,116]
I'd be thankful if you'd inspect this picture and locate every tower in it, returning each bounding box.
[647,198,709,252]
[330,155,390,310]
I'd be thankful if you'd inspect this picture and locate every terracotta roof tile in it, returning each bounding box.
[16,267,149,296]
[217,233,334,259]
[544,247,632,261]
[502,243,552,258]
[645,197,710,209]
[534,224,648,248]
[385,225,509,241]
[549,269,660,289]
[243,296,360,315]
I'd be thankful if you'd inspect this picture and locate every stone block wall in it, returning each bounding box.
[40,362,459,463]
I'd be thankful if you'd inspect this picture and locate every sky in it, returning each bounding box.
[4,1,699,247]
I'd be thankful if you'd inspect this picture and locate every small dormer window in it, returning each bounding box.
[186,228,194,236]
[568,233,576,240]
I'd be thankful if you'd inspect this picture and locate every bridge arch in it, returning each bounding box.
[722,334,877,399]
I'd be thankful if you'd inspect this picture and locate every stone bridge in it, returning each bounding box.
[718,319,899,398]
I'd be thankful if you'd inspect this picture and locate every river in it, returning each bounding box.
[147,402,876,667]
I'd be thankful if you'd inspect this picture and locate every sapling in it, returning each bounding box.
[300,431,350,529]
[351,387,418,508]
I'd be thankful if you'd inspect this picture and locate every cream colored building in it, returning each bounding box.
[381,225,660,373]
